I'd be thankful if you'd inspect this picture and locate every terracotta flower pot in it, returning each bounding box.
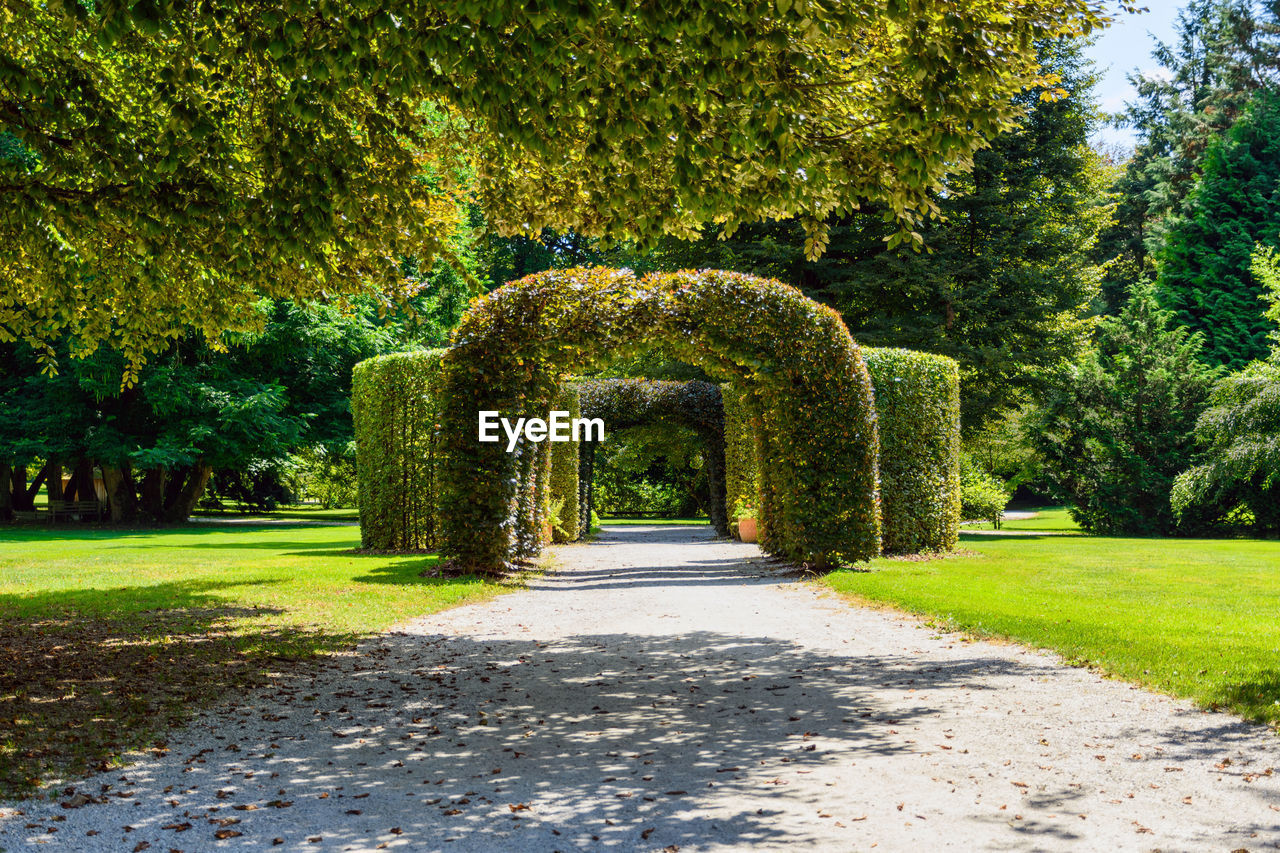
[737,517,758,543]
[542,521,554,544]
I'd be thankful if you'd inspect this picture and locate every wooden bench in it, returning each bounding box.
[12,501,104,523]
[49,500,104,522]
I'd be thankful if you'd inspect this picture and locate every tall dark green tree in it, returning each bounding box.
[1029,282,1221,535]
[648,38,1109,428]
[1171,249,1280,532]
[1155,87,1280,368]
[1096,0,1280,310]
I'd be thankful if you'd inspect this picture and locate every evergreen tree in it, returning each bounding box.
[1095,0,1280,310]
[1171,249,1280,533]
[648,39,1109,429]
[1029,282,1221,535]
[1155,87,1280,368]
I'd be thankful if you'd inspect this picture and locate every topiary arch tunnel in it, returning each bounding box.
[577,378,730,538]
[405,266,956,574]
[352,267,960,574]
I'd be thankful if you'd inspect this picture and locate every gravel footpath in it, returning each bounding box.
[3,524,1279,852]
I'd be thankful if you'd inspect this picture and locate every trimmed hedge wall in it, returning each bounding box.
[721,383,760,520]
[351,349,446,551]
[548,383,582,543]
[863,347,962,554]
[438,267,881,573]
[578,378,728,535]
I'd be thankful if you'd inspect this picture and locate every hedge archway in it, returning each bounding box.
[437,267,881,573]
[578,378,729,536]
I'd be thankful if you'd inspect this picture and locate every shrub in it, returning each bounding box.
[863,348,962,553]
[1028,282,1220,535]
[547,384,581,542]
[961,454,1011,529]
[721,383,760,521]
[1171,361,1280,533]
[1172,254,1280,533]
[578,378,727,533]
[437,267,881,573]
[287,443,358,509]
[351,349,446,550]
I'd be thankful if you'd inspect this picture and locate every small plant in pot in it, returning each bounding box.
[732,498,759,544]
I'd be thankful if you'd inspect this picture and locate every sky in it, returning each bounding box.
[1085,0,1187,149]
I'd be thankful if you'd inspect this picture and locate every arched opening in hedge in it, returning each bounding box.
[578,378,729,537]
[437,267,881,574]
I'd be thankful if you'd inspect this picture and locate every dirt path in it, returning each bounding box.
[3,524,1278,851]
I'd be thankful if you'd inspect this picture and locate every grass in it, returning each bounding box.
[821,522,1280,726]
[1000,505,1081,532]
[0,522,503,798]
[959,505,1082,533]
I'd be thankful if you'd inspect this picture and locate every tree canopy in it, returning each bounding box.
[641,39,1109,429]
[2,0,1115,374]
[1028,281,1221,535]
[1155,87,1280,368]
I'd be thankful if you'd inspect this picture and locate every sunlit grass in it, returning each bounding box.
[0,523,502,797]
[822,526,1280,725]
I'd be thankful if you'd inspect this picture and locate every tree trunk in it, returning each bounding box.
[162,462,213,522]
[63,457,93,503]
[47,455,64,503]
[139,467,166,519]
[19,464,47,511]
[0,462,11,520]
[11,466,29,511]
[102,463,139,523]
[162,466,187,513]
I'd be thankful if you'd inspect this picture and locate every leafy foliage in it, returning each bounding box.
[960,453,1011,529]
[1098,0,1280,308]
[1028,282,1221,535]
[287,444,359,510]
[547,385,581,543]
[1170,360,1280,532]
[351,350,446,550]
[721,384,761,524]
[643,39,1107,428]
[578,379,727,535]
[437,267,881,573]
[590,425,706,518]
[2,0,1114,370]
[1155,87,1280,368]
[1171,249,1280,532]
[863,348,961,553]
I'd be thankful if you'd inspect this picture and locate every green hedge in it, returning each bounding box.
[438,267,881,572]
[721,383,759,520]
[548,384,581,543]
[863,347,961,554]
[578,378,728,535]
[351,349,446,551]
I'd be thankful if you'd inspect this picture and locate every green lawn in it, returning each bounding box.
[1000,505,1081,532]
[822,527,1280,726]
[0,523,501,797]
